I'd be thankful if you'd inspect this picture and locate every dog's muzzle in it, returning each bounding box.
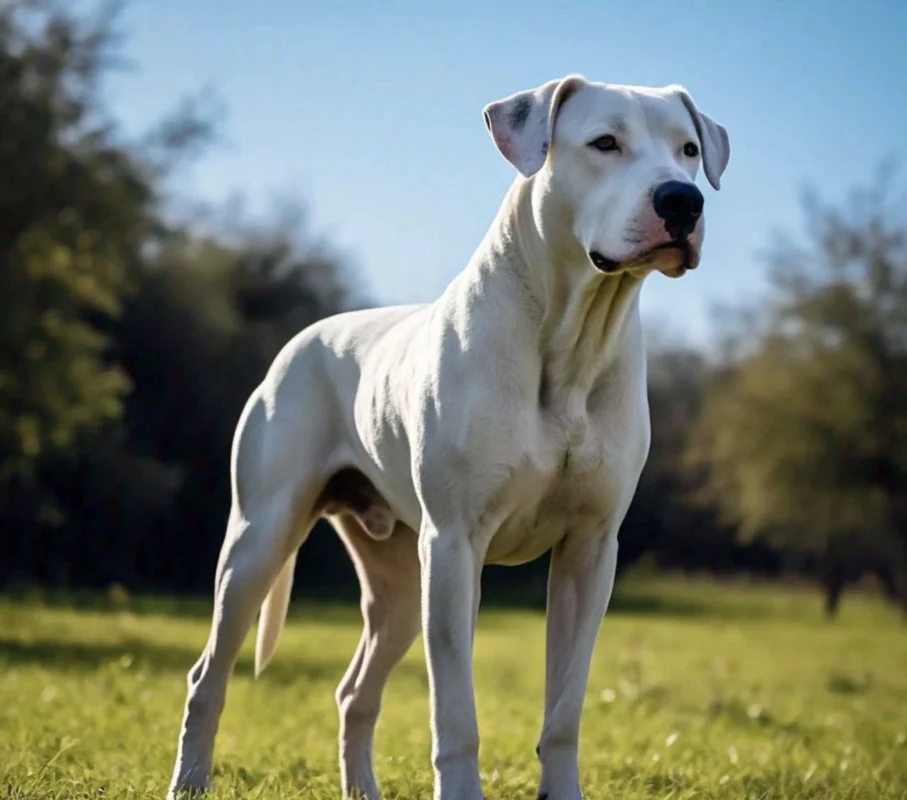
[588,181,704,275]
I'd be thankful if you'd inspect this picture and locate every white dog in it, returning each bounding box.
[168,74,729,800]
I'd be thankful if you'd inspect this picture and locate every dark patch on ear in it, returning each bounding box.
[510,96,532,130]
[541,140,550,156]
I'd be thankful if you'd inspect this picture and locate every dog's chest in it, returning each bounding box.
[482,384,648,566]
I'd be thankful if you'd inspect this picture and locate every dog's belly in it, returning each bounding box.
[483,462,612,566]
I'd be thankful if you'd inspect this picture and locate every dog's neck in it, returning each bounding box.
[478,176,647,398]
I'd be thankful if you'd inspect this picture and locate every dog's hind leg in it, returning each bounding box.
[168,498,315,798]
[168,376,330,798]
[333,517,421,800]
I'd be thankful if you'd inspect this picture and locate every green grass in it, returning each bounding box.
[1,578,906,798]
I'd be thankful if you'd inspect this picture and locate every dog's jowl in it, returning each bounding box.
[168,74,729,800]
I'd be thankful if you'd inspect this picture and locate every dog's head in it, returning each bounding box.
[483,76,730,278]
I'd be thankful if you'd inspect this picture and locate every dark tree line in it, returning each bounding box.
[1,1,905,617]
[0,0,361,598]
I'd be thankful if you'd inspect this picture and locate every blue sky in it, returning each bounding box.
[105,0,907,345]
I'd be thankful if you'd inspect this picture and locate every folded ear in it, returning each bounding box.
[483,75,587,177]
[672,86,730,191]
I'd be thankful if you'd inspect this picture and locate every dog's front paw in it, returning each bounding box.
[433,760,484,800]
[536,744,583,800]
[536,784,584,800]
[167,785,208,800]
[167,771,209,800]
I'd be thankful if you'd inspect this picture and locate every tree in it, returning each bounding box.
[686,167,907,615]
[106,204,362,592]
[0,0,213,489]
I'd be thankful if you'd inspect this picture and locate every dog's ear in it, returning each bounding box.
[483,75,587,178]
[670,86,730,191]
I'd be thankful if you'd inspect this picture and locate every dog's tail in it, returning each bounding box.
[254,551,297,677]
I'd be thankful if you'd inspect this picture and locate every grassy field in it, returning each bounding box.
[1,578,906,799]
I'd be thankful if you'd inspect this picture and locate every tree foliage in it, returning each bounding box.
[686,168,907,611]
[0,1,359,591]
[0,0,131,479]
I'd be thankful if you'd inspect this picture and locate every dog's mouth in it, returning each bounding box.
[646,239,696,278]
[589,239,696,278]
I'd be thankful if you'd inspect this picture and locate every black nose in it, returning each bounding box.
[652,180,704,239]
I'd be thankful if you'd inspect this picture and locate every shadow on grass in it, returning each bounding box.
[0,590,765,635]
[0,589,366,622]
[608,591,713,617]
[3,574,839,631]
[0,635,427,687]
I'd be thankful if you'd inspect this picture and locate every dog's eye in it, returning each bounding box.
[589,134,620,153]
[682,141,700,158]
